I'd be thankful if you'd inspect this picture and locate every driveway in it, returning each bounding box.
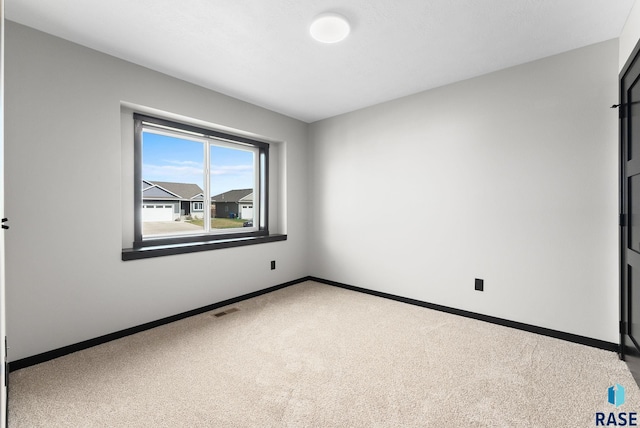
[143,221,203,235]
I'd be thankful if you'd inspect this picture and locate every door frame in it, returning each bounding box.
[619,35,640,379]
[0,0,6,426]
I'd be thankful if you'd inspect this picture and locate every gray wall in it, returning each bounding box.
[308,39,619,342]
[5,22,309,361]
[4,19,626,361]
[620,0,640,70]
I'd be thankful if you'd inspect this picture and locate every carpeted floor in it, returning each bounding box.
[8,281,640,427]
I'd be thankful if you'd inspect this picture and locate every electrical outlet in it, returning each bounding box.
[475,278,484,291]
[271,260,276,270]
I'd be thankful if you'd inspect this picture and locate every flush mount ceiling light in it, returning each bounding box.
[310,13,351,43]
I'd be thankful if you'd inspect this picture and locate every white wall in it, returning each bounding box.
[309,40,619,342]
[620,0,640,70]
[5,22,309,361]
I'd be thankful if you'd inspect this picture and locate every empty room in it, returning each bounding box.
[1,0,640,426]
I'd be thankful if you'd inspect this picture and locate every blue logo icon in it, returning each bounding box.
[608,384,626,408]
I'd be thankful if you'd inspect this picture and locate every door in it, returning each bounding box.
[0,0,6,425]
[620,39,640,386]
[0,1,7,425]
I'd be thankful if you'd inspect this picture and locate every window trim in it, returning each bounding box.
[132,113,270,249]
[122,234,287,261]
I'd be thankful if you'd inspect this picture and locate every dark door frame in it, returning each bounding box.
[619,35,640,386]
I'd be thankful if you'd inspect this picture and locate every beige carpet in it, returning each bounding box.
[8,281,640,427]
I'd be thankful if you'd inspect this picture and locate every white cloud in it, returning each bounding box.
[163,159,202,167]
[210,164,253,176]
[142,163,203,183]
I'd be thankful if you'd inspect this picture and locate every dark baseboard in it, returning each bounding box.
[8,276,312,372]
[308,276,619,353]
[9,274,618,371]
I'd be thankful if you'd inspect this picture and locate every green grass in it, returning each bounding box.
[187,217,247,229]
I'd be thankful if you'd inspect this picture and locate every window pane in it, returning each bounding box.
[141,130,205,237]
[210,144,255,230]
[133,114,269,248]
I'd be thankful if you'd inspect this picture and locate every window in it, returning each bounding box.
[133,114,269,248]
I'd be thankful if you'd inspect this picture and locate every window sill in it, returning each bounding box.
[122,234,287,261]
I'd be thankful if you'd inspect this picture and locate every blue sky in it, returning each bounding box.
[142,131,254,196]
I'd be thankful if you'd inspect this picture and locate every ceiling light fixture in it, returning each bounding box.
[310,13,351,44]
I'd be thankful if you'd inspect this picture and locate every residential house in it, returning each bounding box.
[142,180,204,221]
[211,188,253,219]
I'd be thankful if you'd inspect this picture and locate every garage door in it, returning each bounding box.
[240,205,253,220]
[142,204,173,222]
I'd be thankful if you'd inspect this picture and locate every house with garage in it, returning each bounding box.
[211,189,253,219]
[142,180,204,221]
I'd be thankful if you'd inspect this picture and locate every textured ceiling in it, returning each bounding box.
[5,0,636,123]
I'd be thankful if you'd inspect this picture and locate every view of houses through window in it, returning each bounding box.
[140,123,258,238]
